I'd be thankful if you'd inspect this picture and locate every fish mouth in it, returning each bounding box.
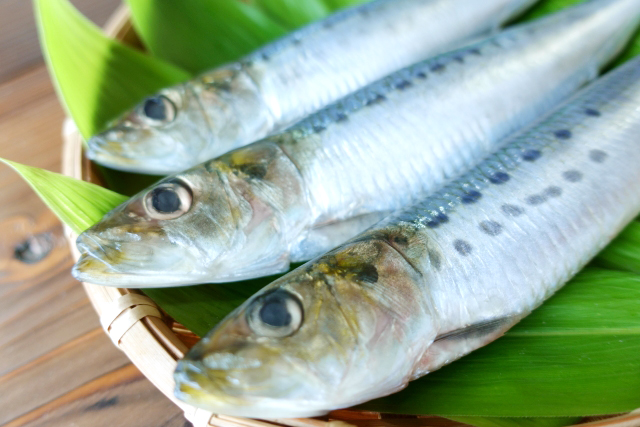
[86,133,180,174]
[173,359,329,418]
[85,139,163,174]
[73,234,204,287]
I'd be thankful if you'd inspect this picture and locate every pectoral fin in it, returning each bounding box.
[413,314,524,378]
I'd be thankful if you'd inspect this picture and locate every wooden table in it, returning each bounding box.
[0,1,188,425]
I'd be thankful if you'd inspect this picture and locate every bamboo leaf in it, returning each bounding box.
[0,159,127,234]
[447,416,581,427]
[34,0,190,139]
[321,0,369,9]
[125,0,287,74]
[125,0,372,75]
[594,220,640,273]
[360,269,640,417]
[254,0,331,29]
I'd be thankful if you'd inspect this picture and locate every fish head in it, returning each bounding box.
[73,142,309,287]
[86,65,273,175]
[174,239,435,417]
[86,83,212,174]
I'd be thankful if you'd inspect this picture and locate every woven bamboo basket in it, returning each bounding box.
[60,4,640,427]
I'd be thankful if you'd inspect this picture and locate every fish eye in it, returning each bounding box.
[141,95,176,125]
[247,290,303,338]
[144,180,192,220]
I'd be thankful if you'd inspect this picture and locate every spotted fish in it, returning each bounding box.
[73,0,640,287]
[174,54,640,418]
[85,0,539,174]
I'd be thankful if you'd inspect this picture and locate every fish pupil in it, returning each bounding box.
[259,297,291,327]
[152,188,181,213]
[143,96,166,120]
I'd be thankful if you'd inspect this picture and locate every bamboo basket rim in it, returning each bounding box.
[58,4,640,427]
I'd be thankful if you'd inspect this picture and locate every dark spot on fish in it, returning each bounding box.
[468,47,481,55]
[292,38,302,46]
[336,112,348,122]
[522,149,542,162]
[479,220,503,236]
[426,213,449,228]
[461,190,482,204]
[563,170,583,182]
[395,80,412,90]
[554,129,572,139]
[453,55,464,63]
[454,240,472,256]
[313,124,327,133]
[323,20,334,29]
[415,71,427,79]
[489,171,510,184]
[238,163,268,180]
[428,250,442,270]
[526,194,547,206]
[544,186,562,198]
[390,234,409,246]
[355,264,378,284]
[366,94,386,106]
[502,204,524,217]
[14,233,53,264]
[585,108,601,117]
[430,63,446,73]
[86,397,119,411]
[261,53,270,61]
[589,149,608,163]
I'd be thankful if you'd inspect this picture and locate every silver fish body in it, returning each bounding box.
[73,0,640,287]
[174,55,640,418]
[86,0,538,174]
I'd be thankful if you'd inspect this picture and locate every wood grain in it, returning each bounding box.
[4,365,190,427]
[0,1,187,425]
[0,0,121,85]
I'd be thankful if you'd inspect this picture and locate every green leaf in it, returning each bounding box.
[0,159,127,234]
[359,269,640,417]
[321,0,369,9]
[447,416,581,427]
[593,220,640,273]
[125,0,372,75]
[254,0,330,29]
[125,0,287,74]
[34,0,191,139]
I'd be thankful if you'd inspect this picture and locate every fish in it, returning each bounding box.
[173,54,640,419]
[85,0,539,174]
[72,0,640,287]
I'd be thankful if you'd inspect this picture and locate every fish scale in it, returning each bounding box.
[378,59,640,348]
[174,56,640,419]
[279,0,640,244]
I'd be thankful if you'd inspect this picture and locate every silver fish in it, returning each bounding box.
[86,0,538,174]
[173,54,640,418]
[73,0,640,287]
